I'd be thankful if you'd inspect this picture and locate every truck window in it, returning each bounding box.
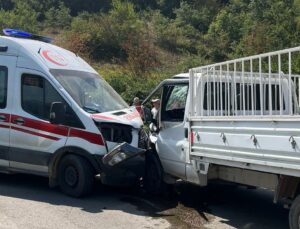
[265,85,285,111]
[204,82,231,111]
[236,84,284,112]
[21,74,84,128]
[236,83,261,111]
[0,66,7,109]
[161,84,188,122]
[204,82,285,114]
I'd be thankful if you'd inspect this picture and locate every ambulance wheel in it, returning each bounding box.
[144,152,164,195]
[58,154,94,197]
[289,195,300,229]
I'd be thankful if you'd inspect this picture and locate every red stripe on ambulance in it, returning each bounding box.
[11,115,69,136]
[11,126,60,141]
[9,114,104,145]
[0,124,9,129]
[69,128,104,145]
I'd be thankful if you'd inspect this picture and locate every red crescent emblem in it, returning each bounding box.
[42,50,68,66]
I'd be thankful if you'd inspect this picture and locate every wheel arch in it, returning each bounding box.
[48,146,102,187]
[273,175,300,204]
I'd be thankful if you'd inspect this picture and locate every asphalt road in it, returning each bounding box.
[0,173,290,229]
[0,174,169,229]
[170,183,290,229]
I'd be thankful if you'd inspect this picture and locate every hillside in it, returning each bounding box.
[0,0,300,102]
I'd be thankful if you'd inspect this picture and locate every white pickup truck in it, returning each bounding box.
[143,47,300,229]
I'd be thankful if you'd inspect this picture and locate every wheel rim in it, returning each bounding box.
[64,166,78,187]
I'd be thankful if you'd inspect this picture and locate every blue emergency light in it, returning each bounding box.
[3,28,53,43]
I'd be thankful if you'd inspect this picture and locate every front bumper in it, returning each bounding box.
[102,142,146,166]
[100,142,146,186]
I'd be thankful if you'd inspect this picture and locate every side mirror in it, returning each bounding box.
[50,102,66,125]
[142,106,152,123]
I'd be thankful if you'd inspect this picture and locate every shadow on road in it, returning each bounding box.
[172,183,289,229]
[0,173,290,229]
[0,173,169,216]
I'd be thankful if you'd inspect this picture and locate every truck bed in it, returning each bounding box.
[189,46,300,177]
[190,119,300,177]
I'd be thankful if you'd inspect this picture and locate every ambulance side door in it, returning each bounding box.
[9,69,73,175]
[0,55,16,169]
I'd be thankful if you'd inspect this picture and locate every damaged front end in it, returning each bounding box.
[93,110,149,186]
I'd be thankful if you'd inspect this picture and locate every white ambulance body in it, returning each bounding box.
[0,30,146,197]
[143,47,300,229]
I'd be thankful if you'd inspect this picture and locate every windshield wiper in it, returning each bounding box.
[82,106,101,114]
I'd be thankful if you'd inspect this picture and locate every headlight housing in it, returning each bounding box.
[102,142,146,166]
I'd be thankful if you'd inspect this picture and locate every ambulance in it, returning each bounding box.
[0,29,147,197]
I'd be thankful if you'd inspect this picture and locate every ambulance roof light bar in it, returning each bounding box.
[2,28,53,43]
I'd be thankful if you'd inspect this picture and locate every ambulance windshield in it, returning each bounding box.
[50,69,129,113]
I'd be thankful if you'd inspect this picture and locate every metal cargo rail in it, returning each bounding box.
[188,47,300,177]
[189,47,300,120]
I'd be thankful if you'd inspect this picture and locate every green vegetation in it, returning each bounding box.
[0,0,299,103]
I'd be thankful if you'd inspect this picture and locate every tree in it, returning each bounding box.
[175,1,222,33]
[0,0,14,10]
[0,1,39,33]
[156,0,181,18]
[45,2,72,29]
[63,0,110,15]
[12,0,60,21]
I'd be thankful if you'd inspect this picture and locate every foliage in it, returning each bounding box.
[99,65,165,103]
[122,31,161,77]
[0,0,299,103]
[45,2,72,29]
[0,1,38,32]
[65,0,143,61]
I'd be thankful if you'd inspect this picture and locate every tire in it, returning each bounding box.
[58,154,95,197]
[144,152,164,195]
[290,195,300,229]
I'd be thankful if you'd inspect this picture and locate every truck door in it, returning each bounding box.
[0,56,15,168]
[156,83,189,179]
[9,69,74,174]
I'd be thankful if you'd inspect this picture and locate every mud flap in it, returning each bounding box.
[102,142,146,167]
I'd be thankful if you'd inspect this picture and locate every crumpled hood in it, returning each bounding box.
[91,107,143,129]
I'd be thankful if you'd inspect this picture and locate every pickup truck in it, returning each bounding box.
[143,47,300,229]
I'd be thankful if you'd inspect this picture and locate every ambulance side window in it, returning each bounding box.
[0,66,7,109]
[21,74,84,128]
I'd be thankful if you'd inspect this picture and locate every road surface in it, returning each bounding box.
[0,174,290,229]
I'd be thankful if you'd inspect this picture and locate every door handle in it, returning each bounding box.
[14,118,25,125]
[0,115,6,122]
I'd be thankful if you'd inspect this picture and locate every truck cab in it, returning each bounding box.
[142,74,191,190]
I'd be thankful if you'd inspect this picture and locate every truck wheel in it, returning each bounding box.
[289,195,300,229]
[58,154,94,197]
[144,152,164,195]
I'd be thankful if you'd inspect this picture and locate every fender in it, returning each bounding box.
[48,146,102,187]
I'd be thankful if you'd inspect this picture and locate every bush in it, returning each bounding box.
[99,64,165,103]
[122,31,161,77]
[0,1,39,33]
[45,2,72,29]
[65,0,143,61]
